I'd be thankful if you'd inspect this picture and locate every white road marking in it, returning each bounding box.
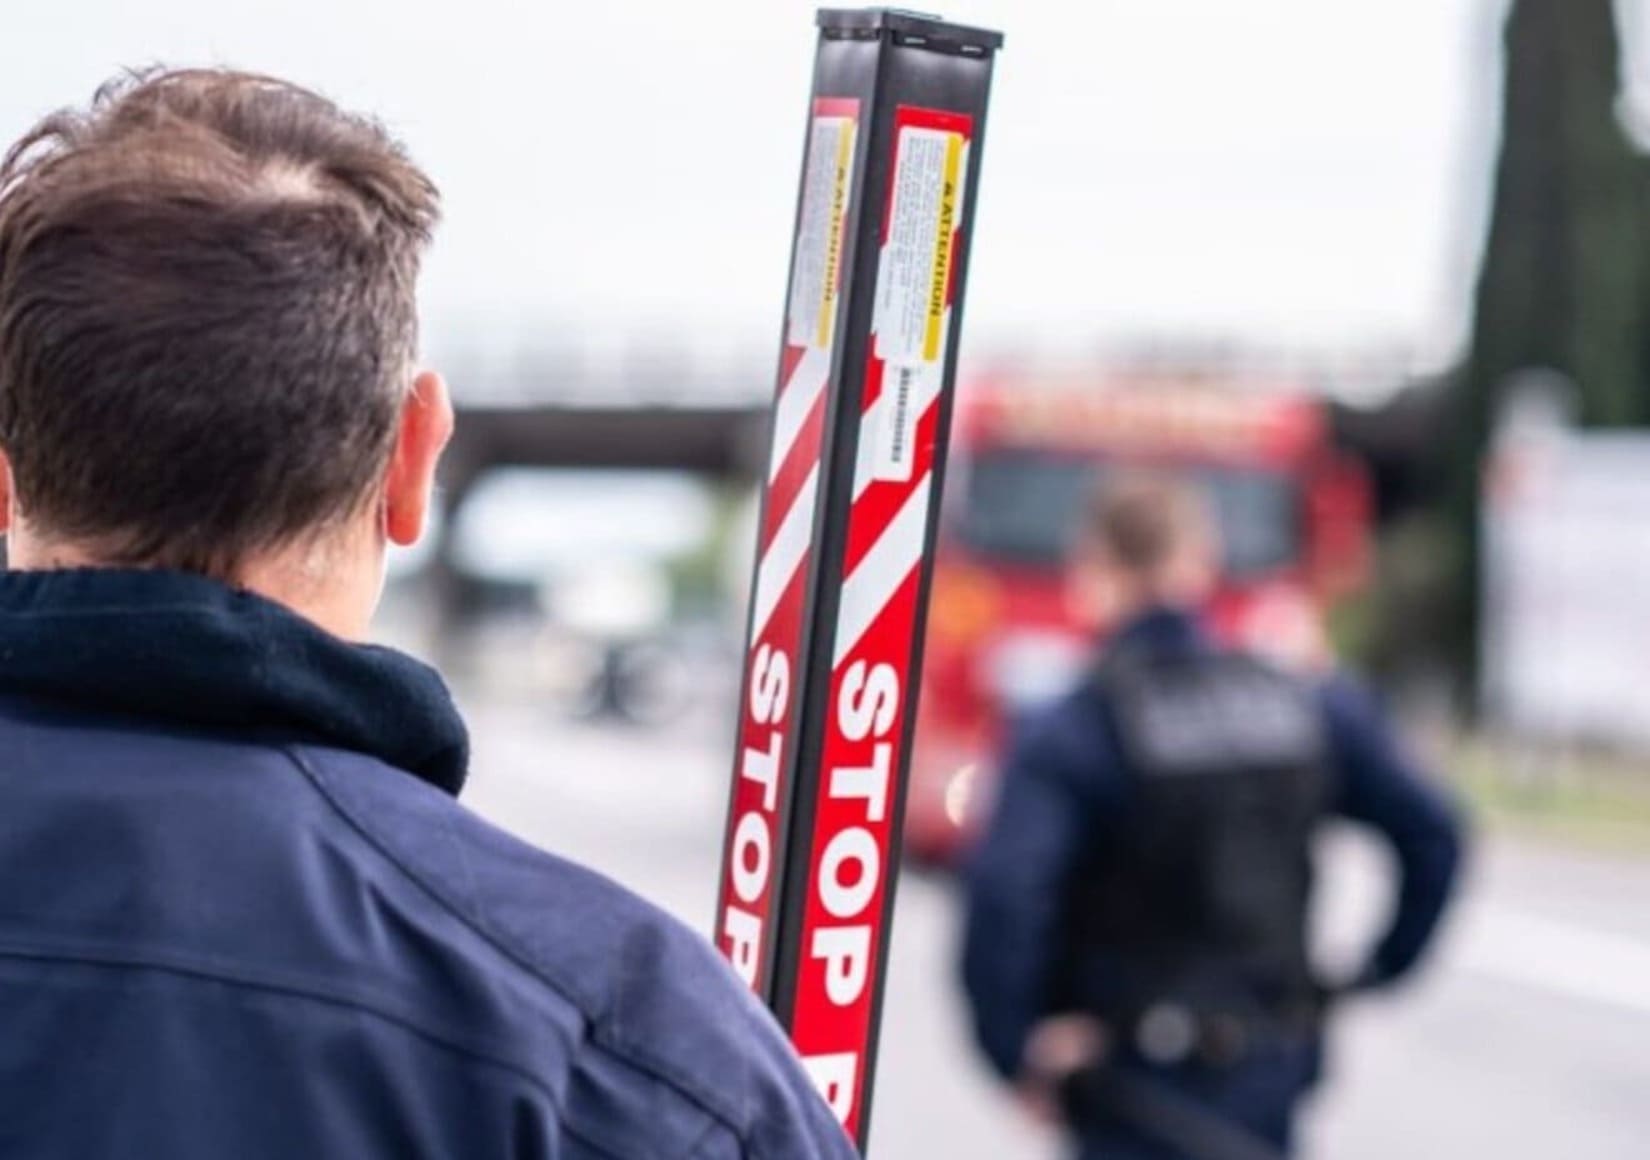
[1453,905,1650,1018]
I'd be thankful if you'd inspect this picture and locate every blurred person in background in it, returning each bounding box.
[0,69,850,1159]
[960,474,1465,1159]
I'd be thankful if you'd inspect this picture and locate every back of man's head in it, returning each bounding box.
[0,69,439,577]
[1086,473,1208,569]
[1079,472,1219,616]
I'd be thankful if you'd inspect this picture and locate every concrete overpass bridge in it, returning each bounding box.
[428,399,770,628]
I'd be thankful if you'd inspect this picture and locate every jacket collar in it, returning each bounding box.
[1107,604,1210,657]
[0,568,469,795]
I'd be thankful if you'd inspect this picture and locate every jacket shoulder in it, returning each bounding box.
[1010,681,1114,770]
[291,744,849,1159]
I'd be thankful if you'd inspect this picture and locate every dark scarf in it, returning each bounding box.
[0,568,469,795]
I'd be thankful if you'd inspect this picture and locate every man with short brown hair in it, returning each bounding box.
[962,472,1464,1158]
[0,69,851,1159]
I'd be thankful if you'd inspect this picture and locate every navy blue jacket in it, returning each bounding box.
[0,569,851,1159]
[961,608,1466,1080]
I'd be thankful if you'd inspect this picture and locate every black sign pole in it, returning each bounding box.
[713,10,1000,1152]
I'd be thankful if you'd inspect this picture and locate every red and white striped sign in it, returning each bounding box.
[716,97,860,997]
[788,105,974,1138]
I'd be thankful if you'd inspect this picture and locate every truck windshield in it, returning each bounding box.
[956,452,1301,578]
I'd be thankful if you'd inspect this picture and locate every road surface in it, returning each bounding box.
[458,699,1650,1159]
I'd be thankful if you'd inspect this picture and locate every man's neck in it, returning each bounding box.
[7,531,377,641]
[238,549,376,641]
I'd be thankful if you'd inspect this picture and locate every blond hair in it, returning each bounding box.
[1083,473,1210,575]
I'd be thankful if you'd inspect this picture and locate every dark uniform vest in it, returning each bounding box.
[1062,646,1331,1027]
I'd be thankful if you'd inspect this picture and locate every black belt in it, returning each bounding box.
[1118,996,1325,1070]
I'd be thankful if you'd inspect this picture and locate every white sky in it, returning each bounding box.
[0,0,1599,379]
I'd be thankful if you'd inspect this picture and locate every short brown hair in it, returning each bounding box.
[0,68,439,575]
[1084,472,1209,574]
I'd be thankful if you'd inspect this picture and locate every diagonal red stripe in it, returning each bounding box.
[776,343,807,391]
[841,396,942,576]
[760,387,827,553]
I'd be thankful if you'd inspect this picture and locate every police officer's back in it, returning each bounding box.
[960,475,1464,1159]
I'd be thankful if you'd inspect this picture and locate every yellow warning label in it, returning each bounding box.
[923,132,962,363]
[873,126,968,367]
[787,116,858,351]
[818,122,856,348]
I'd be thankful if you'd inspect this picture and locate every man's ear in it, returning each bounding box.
[0,450,14,536]
[384,370,454,548]
[1067,551,1115,630]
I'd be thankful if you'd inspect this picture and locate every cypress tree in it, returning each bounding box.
[1450,0,1646,686]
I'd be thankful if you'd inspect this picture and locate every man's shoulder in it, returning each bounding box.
[290,743,849,1158]
[1012,679,1112,767]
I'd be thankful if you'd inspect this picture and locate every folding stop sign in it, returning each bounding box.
[713,8,1001,1149]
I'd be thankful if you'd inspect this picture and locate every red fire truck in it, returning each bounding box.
[905,375,1373,866]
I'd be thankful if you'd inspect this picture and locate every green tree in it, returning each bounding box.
[1450,0,1648,686]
